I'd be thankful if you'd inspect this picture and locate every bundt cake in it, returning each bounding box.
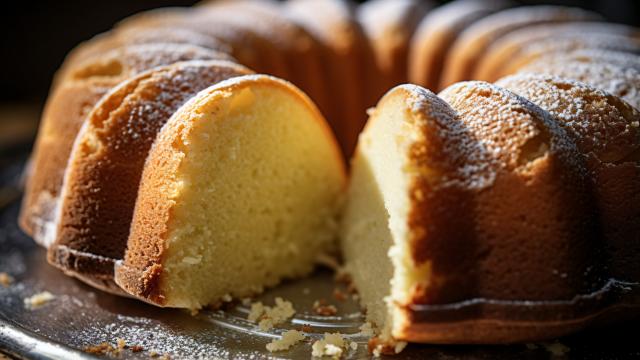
[341,82,610,344]
[114,75,346,308]
[49,60,252,294]
[19,0,640,347]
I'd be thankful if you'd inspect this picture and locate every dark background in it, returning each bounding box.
[0,0,638,109]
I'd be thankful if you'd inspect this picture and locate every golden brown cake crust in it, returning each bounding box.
[417,81,602,301]
[20,44,228,245]
[47,61,251,292]
[115,75,346,305]
[286,0,371,157]
[113,7,288,78]
[439,5,601,89]
[408,0,508,91]
[473,22,640,82]
[496,74,640,285]
[357,0,434,99]
[200,1,328,116]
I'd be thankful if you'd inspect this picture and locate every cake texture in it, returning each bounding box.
[286,0,370,156]
[114,75,346,308]
[48,60,252,294]
[20,0,640,345]
[357,0,434,98]
[495,33,640,81]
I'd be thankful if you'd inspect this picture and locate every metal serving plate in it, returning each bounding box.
[0,155,638,360]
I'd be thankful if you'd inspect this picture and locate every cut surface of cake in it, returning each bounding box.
[47,60,252,294]
[115,75,346,308]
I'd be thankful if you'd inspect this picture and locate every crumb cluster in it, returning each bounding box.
[0,272,13,287]
[247,297,296,331]
[23,291,55,309]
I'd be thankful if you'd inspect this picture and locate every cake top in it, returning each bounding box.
[497,73,640,163]
[439,81,580,175]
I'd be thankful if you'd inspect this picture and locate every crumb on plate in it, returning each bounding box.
[266,329,306,352]
[23,291,55,309]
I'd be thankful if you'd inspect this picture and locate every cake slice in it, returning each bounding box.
[48,60,251,294]
[341,82,604,344]
[115,75,346,308]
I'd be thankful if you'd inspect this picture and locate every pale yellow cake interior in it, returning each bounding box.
[159,82,344,309]
[341,92,421,338]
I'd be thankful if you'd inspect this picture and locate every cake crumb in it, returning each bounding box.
[368,336,404,356]
[543,341,570,356]
[241,297,252,306]
[526,343,539,350]
[333,288,347,302]
[372,345,382,358]
[24,291,55,309]
[394,341,408,354]
[299,324,314,333]
[302,287,311,295]
[84,342,117,356]
[311,333,346,359]
[247,297,295,331]
[266,330,306,352]
[116,338,126,351]
[313,299,337,316]
[0,272,13,287]
[221,293,233,302]
[150,351,171,359]
[359,322,375,337]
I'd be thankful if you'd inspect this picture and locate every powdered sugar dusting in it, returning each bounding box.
[520,56,640,110]
[439,81,576,172]
[394,84,496,190]
[497,73,640,162]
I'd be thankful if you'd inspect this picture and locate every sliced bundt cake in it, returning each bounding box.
[115,75,346,308]
[48,60,251,294]
[341,82,605,344]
